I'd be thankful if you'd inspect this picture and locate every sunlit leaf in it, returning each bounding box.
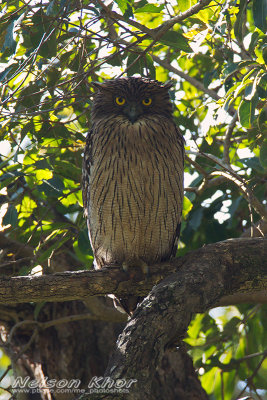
[134,4,164,13]
[238,99,256,128]
[36,169,53,181]
[183,196,193,219]
[114,0,128,13]
[19,196,37,220]
[177,0,197,12]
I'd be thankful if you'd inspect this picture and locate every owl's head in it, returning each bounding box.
[91,77,173,124]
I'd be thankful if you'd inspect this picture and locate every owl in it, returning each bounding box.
[82,76,184,315]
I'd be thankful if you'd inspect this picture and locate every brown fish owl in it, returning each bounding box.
[82,77,184,314]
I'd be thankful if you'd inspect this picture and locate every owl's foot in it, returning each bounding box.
[122,259,149,278]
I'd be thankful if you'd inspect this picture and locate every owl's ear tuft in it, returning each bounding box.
[91,81,110,92]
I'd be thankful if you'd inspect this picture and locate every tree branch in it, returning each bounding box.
[0,238,266,307]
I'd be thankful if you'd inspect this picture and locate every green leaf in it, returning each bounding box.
[159,31,192,52]
[127,52,144,76]
[258,107,267,133]
[259,140,267,168]
[262,45,267,64]
[18,83,42,108]
[38,176,65,196]
[187,314,205,339]
[248,31,259,53]
[3,204,18,227]
[134,4,164,13]
[46,67,61,88]
[238,97,258,128]
[55,160,81,182]
[107,53,123,67]
[78,229,92,254]
[1,20,16,55]
[253,0,267,33]
[234,0,247,42]
[177,0,193,12]
[114,0,130,14]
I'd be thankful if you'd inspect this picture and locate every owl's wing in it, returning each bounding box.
[82,129,93,219]
[170,125,185,258]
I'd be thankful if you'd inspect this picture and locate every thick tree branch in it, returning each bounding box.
[0,238,266,307]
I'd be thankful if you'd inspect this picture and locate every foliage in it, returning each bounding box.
[0,0,267,399]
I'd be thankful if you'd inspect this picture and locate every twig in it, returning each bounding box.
[185,154,208,177]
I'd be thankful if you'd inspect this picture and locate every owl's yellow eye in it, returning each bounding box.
[115,96,126,106]
[142,97,152,106]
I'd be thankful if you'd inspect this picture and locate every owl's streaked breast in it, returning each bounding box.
[85,115,184,268]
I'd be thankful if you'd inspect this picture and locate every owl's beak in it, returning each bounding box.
[124,103,142,123]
